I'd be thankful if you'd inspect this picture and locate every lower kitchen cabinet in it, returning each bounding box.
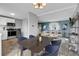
[2,38,18,56]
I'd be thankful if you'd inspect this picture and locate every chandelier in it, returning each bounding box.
[33,0,46,9]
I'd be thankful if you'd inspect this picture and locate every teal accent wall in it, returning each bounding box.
[38,22,49,32]
[59,20,70,37]
[38,20,70,37]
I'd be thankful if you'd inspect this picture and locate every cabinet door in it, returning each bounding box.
[0,17,6,25]
[7,18,15,23]
[1,31,7,40]
[0,17,15,25]
[0,34,1,56]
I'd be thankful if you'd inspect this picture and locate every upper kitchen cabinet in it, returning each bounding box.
[7,18,15,23]
[0,17,15,25]
[15,20,22,28]
[0,17,6,25]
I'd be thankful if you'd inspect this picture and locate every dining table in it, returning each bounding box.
[19,36,57,56]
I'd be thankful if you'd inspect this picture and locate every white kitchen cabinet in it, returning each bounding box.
[0,17,6,25]
[0,17,15,25]
[7,18,15,23]
[0,33,1,56]
[1,30,7,40]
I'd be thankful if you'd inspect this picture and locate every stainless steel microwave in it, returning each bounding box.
[7,23,15,27]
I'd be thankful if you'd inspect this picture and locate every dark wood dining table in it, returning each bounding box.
[20,36,57,56]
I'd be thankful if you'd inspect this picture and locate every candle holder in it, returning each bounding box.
[39,36,42,43]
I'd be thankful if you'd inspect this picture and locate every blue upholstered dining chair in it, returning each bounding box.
[29,35,35,39]
[42,40,61,56]
[51,40,61,45]
[18,37,28,56]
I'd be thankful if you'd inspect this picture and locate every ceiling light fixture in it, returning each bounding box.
[33,0,46,9]
[10,13,15,16]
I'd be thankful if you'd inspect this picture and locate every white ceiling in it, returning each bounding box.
[0,3,78,21]
[39,4,77,22]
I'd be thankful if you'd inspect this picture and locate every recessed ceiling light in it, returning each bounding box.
[10,13,15,16]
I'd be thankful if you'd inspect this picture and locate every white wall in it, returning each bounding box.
[21,12,39,38]
[28,12,39,36]
[15,20,22,28]
[21,18,29,38]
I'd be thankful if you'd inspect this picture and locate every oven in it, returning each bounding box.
[7,29,17,38]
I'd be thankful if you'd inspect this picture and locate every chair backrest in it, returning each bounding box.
[18,37,27,46]
[29,35,35,39]
[51,40,61,45]
[19,38,37,49]
[45,45,59,54]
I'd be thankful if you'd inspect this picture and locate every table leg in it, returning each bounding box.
[20,49,23,56]
[31,52,34,56]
